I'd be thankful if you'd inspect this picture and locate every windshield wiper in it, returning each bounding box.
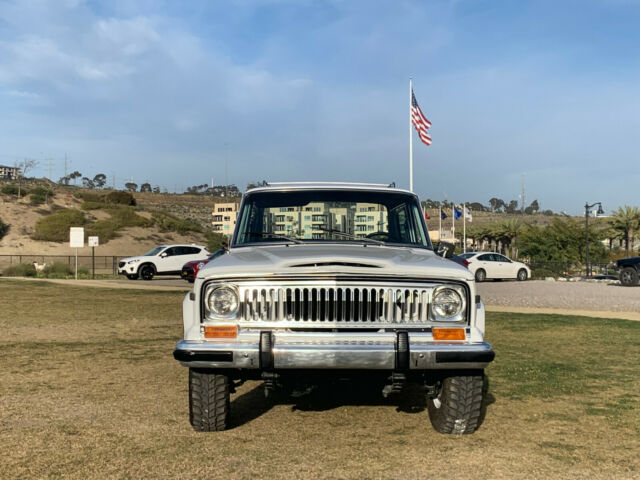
[246,232,303,244]
[316,226,385,245]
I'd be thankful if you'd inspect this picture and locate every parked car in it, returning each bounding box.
[118,244,209,280]
[616,256,640,286]
[173,182,494,434]
[458,252,530,282]
[181,249,227,283]
[434,241,469,268]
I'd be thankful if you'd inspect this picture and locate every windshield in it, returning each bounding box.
[458,253,475,259]
[233,189,431,248]
[143,246,165,256]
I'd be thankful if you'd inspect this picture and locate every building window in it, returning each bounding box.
[367,216,374,221]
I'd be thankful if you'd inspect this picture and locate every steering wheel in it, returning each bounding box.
[366,232,392,241]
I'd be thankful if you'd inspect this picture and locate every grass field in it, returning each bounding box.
[1,279,639,479]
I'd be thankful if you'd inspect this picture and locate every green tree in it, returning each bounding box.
[124,182,138,192]
[93,173,107,189]
[609,206,640,255]
[140,183,152,192]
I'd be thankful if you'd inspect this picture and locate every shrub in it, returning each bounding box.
[2,263,37,277]
[32,209,87,242]
[43,262,73,278]
[74,191,103,202]
[0,217,7,240]
[152,211,202,234]
[205,230,228,251]
[85,206,151,242]
[80,201,108,210]
[29,187,53,205]
[1,185,29,196]
[104,191,136,206]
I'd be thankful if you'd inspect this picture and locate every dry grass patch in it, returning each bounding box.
[0,280,639,479]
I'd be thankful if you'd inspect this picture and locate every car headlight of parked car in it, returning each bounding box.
[204,284,239,319]
[128,259,141,264]
[197,262,205,269]
[430,285,466,322]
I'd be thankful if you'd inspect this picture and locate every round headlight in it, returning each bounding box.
[432,288,463,318]
[197,262,205,269]
[207,286,239,317]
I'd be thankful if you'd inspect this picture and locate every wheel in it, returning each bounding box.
[620,267,639,287]
[189,369,230,432]
[427,372,484,434]
[139,264,155,281]
[126,273,138,280]
[517,268,528,281]
[475,269,486,282]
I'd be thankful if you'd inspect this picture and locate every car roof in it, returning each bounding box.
[245,181,414,195]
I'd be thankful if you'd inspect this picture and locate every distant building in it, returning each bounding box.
[0,165,19,179]
[212,202,240,235]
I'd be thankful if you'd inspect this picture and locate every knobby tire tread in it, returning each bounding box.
[189,369,230,432]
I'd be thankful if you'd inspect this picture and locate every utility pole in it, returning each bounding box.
[64,154,68,179]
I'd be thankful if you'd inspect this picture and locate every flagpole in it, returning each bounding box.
[452,205,455,245]
[463,203,466,253]
[439,208,442,242]
[409,78,413,192]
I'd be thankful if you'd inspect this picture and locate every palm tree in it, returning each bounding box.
[610,206,640,255]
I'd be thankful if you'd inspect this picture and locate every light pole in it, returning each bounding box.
[584,201,604,277]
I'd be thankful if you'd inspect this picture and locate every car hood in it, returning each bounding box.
[198,244,474,281]
[183,259,208,268]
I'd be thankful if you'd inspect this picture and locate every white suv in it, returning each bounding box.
[118,244,210,280]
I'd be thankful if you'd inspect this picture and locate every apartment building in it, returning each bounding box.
[268,202,387,239]
[211,202,240,234]
[0,165,19,179]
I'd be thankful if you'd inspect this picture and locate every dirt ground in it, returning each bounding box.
[0,194,207,256]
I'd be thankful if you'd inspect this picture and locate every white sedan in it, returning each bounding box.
[457,252,531,282]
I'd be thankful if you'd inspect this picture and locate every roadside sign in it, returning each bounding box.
[88,236,99,247]
[69,227,84,248]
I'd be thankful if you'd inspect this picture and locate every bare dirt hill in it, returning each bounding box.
[0,185,216,256]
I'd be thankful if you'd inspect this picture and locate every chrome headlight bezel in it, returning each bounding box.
[429,285,466,322]
[204,284,240,320]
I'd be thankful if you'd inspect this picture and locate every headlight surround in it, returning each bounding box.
[205,285,239,319]
[128,259,141,264]
[430,285,466,322]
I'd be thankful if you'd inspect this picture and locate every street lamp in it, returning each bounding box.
[585,201,604,277]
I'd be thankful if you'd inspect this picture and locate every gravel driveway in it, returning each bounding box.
[477,280,640,320]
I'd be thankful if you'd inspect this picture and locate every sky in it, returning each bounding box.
[1,0,639,214]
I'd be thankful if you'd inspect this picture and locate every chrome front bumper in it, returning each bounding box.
[173,331,494,370]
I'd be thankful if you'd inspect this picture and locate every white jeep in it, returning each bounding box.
[173,183,494,434]
[118,244,209,280]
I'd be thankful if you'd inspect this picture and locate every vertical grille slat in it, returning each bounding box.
[237,284,438,325]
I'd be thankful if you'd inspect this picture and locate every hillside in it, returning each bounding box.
[0,181,227,256]
[0,179,562,256]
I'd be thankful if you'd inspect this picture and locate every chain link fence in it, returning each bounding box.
[0,254,131,276]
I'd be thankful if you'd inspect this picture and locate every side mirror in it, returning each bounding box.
[435,241,455,258]
[160,252,168,258]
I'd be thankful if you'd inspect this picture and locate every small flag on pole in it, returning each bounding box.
[411,90,432,146]
[440,209,447,220]
[424,212,431,220]
[454,207,462,220]
[464,206,472,222]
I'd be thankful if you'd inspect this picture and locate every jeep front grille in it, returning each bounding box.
[237,283,436,326]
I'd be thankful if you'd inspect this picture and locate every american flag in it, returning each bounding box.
[411,90,432,146]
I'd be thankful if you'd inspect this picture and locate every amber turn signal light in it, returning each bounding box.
[432,328,465,341]
[204,326,238,338]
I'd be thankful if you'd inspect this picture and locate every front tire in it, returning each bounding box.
[427,372,484,434]
[475,269,486,282]
[139,264,155,281]
[517,268,528,281]
[189,369,230,432]
[620,267,639,287]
